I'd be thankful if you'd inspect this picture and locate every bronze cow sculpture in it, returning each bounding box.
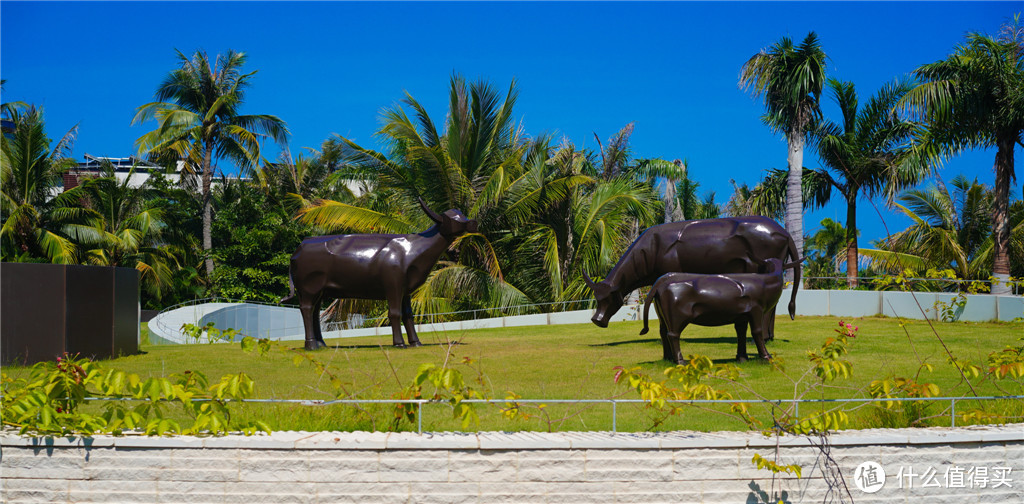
[282,199,478,350]
[639,258,789,364]
[584,216,800,341]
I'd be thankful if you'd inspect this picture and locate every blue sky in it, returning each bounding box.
[1,1,1020,247]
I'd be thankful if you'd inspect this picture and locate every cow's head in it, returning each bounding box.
[419,198,479,238]
[584,271,622,328]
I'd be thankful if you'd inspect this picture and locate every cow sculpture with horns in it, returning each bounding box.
[584,216,800,359]
[283,199,478,351]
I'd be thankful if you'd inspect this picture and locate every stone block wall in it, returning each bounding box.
[2,425,1021,503]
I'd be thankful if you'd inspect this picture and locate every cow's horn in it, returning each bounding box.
[583,271,598,290]
[418,197,444,223]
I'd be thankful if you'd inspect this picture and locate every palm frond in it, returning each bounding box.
[297,200,416,234]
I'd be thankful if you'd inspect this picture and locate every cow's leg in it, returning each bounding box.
[300,294,326,351]
[749,310,772,360]
[386,290,407,348]
[313,298,326,347]
[401,294,422,347]
[659,320,673,362]
[735,319,749,363]
[654,301,675,361]
[764,307,776,341]
[669,325,685,365]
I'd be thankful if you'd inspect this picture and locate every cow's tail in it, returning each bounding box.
[639,288,656,335]
[280,263,297,304]
[786,232,801,320]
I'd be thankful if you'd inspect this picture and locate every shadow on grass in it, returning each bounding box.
[636,356,773,365]
[589,338,662,347]
[321,342,471,350]
[591,336,790,346]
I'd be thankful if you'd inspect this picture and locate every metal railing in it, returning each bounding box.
[73,395,1024,434]
[322,299,597,331]
[148,298,599,343]
[802,276,1023,295]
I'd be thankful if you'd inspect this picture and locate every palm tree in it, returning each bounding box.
[301,78,661,316]
[724,180,760,218]
[811,78,925,287]
[1,80,28,134]
[672,171,721,221]
[60,163,179,299]
[592,122,684,223]
[256,147,355,215]
[862,175,1024,288]
[133,49,289,277]
[553,124,679,308]
[741,32,828,273]
[900,19,1024,294]
[805,218,855,289]
[0,107,81,263]
[300,76,560,315]
[662,159,687,222]
[744,167,832,222]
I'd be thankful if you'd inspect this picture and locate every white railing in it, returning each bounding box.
[72,395,1024,434]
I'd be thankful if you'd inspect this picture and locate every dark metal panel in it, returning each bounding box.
[113,268,139,357]
[65,265,114,360]
[0,263,67,365]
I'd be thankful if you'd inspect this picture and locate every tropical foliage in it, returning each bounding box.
[862,175,1024,286]
[3,28,1021,323]
[901,18,1024,294]
[298,76,677,318]
[805,218,857,289]
[133,49,289,276]
[1,107,80,263]
[671,169,721,221]
[59,163,180,298]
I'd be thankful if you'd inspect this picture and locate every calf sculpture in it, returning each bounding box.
[282,199,478,350]
[639,258,789,364]
[585,216,800,341]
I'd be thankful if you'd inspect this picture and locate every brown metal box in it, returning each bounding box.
[1,263,139,365]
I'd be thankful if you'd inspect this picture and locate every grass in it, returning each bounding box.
[4,315,1022,433]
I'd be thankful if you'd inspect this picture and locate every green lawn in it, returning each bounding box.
[5,316,1022,433]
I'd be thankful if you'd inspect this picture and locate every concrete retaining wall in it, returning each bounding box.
[2,425,1021,503]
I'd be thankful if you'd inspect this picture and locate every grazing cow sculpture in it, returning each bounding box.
[584,216,800,341]
[282,199,478,350]
[639,258,790,364]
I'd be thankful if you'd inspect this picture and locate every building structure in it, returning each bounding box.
[62,154,182,191]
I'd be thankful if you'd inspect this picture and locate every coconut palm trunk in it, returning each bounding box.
[845,195,858,288]
[786,129,805,282]
[202,144,214,276]
[991,137,1014,295]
